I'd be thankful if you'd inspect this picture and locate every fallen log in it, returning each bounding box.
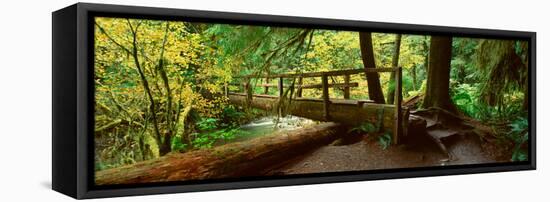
[402,93,424,109]
[95,122,346,185]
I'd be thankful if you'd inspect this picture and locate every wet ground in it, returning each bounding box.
[269,132,508,175]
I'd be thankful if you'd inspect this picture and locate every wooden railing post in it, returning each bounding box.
[245,78,252,105]
[296,76,303,98]
[322,74,330,120]
[224,82,228,97]
[393,67,402,145]
[343,74,350,99]
[242,79,247,94]
[278,77,284,97]
[264,78,269,94]
[264,78,270,94]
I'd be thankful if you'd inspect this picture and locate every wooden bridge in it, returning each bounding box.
[225,67,408,144]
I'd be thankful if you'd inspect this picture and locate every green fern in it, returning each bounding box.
[348,122,377,134]
[378,132,392,150]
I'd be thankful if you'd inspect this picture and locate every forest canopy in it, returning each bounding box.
[93,17,529,171]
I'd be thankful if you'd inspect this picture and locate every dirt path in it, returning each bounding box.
[269,133,508,175]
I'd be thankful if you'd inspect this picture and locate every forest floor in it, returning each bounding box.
[267,132,510,175]
[95,119,514,185]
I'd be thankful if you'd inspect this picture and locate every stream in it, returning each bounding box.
[228,115,317,143]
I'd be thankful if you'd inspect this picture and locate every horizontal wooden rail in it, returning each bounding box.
[301,82,359,89]
[254,82,359,89]
[234,67,398,79]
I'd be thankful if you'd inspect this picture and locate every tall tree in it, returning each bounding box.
[422,36,430,73]
[359,32,385,103]
[386,34,402,104]
[422,35,457,112]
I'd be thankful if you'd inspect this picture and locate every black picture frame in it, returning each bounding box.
[52,2,536,199]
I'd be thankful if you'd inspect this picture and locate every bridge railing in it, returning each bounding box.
[227,67,403,144]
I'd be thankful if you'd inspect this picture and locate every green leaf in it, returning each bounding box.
[378,132,392,150]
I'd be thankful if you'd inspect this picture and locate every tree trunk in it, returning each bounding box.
[157,23,173,156]
[457,65,466,84]
[422,36,457,113]
[422,36,430,74]
[359,32,385,104]
[127,21,164,155]
[411,65,417,91]
[387,34,402,104]
[95,123,346,185]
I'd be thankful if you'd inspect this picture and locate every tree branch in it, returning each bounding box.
[95,21,131,54]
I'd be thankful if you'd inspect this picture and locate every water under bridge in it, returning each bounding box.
[225,67,407,144]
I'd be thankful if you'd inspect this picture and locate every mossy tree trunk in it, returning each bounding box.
[422,35,457,113]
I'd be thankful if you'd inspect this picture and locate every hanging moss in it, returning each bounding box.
[476,39,528,107]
